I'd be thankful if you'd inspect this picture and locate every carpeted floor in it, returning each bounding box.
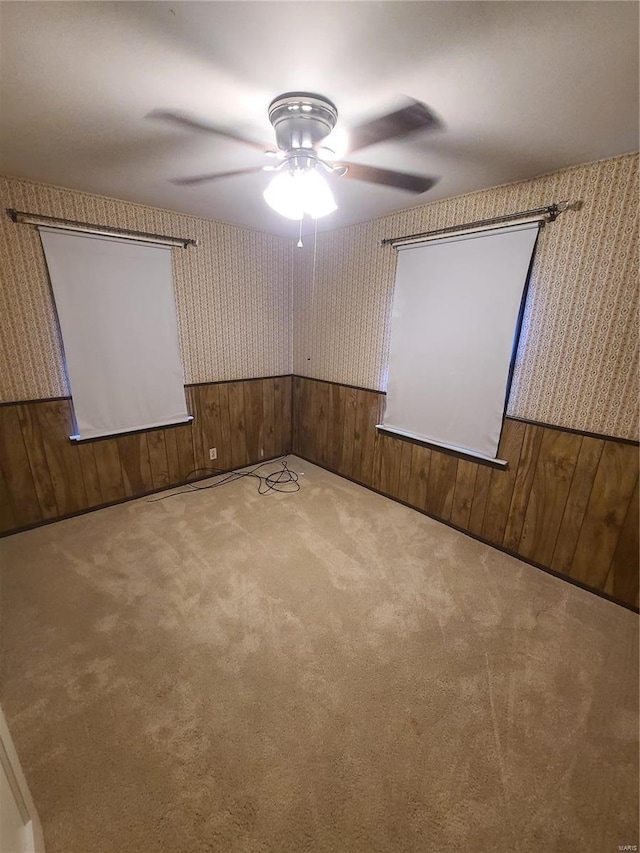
[0,456,637,853]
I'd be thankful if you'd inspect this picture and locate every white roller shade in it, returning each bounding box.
[382,223,540,461]
[40,228,190,440]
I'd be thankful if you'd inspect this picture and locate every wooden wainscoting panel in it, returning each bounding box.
[163,429,182,485]
[0,467,16,534]
[192,383,221,474]
[325,382,344,472]
[468,465,492,537]
[244,380,264,463]
[293,375,309,459]
[76,442,103,507]
[502,424,544,551]
[118,433,153,498]
[351,388,368,484]
[425,451,458,521]
[290,376,639,609]
[34,400,87,516]
[16,404,58,519]
[397,440,413,504]
[185,385,202,472]
[451,459,478,529]
[4,376,638,610]
[206,383,223,469]
[183,386,202,473]
[518,428,582,566]
[406,444,431,511]
[550,436,605,576]
[273,376,291,457]
[92,439,125,503]
[270,377,284,459]
[1,377,291,536]
[300,377,313,459]
[227,381,249,469]
[146,431,170,490]
[374,431,403,499]
[337,386,352,477]
[312,380,329,468]
[291,376,302,457]
[340,387,359,481]
[482,420,526,544]
[604,479,639,606]
[570,441,639,589]
[371,426,384,492]
[216,383,233,471]
[262,378,276,461]
[173,423,197,482]
[357,391,382,488]
[304,377,318,462]
[282,376,292,454]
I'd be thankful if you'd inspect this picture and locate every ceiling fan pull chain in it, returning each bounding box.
[297,218,304,248]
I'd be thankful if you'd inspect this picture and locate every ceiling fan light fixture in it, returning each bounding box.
[300,168,337,219]
[263,171,304,220]
[263,167,337,221]
[164,91,438,215]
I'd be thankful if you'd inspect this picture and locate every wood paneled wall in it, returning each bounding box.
[292,376,639,610]
[2,371,637,610]
[0,376,291,535]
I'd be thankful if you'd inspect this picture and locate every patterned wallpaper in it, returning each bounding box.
[2,156,638,439]
[293,153,639,440]
[0,176,293,401]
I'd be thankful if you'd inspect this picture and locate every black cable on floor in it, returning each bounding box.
[147,457,300,503]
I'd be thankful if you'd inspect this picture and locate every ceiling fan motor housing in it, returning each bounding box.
[268,92,338,153]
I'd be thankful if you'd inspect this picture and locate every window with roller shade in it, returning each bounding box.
[381,222,541,462]
[39,227,191,441]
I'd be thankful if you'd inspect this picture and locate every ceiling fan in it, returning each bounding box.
[148,92,439,220]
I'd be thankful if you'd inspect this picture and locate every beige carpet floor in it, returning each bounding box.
[0,456,638,853]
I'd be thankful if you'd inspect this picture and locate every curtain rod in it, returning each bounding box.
[6,209,198,248]
[380,201,573,247]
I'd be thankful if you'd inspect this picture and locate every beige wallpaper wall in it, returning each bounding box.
[2,156,638,438]
[0,176,293,401]
[293,153,639,440]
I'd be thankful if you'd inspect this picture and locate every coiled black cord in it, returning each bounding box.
[147,456,299,503]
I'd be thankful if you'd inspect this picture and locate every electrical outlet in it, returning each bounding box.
[209,447,217,461]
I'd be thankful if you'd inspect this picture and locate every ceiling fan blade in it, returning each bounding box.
[338,162,437,194]
[147,110,269,152]
[170,167,266,186]
[347,100,439,154]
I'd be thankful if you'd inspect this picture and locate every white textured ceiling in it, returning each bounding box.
[0,1,638,238]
